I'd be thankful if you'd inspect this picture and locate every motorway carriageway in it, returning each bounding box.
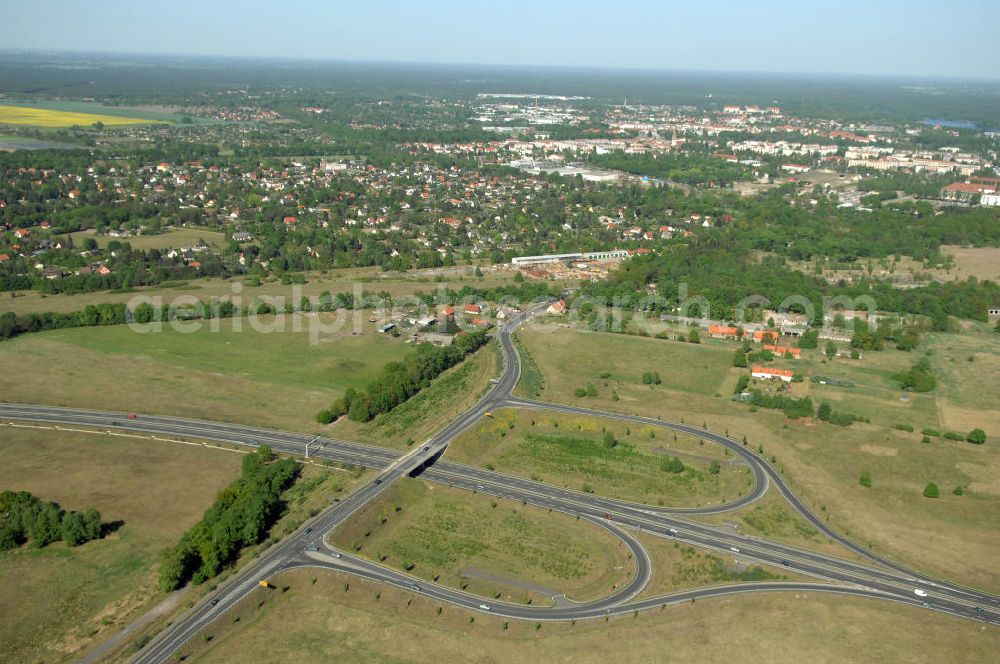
[1,402,998,629]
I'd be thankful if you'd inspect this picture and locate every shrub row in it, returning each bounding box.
[749,391,814,419]
[158,447,299,591]
[321,330,488,423]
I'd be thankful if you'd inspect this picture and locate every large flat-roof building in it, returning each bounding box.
[511,250,628,266]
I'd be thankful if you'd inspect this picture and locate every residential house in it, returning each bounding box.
[547,300,568,315]
[763,344,801,359]
[751,366,794,383]
[752,330,779,343]
[495,306,519,320]
[708,325,740,340]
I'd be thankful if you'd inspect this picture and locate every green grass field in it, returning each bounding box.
[77,227,228,251]
[635,533,803,598]
[517,326,736,402]
[328,478,633,604]
[517,325,1000,591]
[174,568,1000,664]
[448,409,752,508]
[0,317,411,432]
[0,426,243,663]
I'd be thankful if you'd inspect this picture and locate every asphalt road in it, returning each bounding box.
[2,307,998,662]
[7,399,995,633]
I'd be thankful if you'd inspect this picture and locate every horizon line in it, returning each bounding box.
[3,47,999,84]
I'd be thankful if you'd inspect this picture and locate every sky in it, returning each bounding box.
[6,0,1000,79]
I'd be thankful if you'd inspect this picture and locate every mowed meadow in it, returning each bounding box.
[0,427,243,663]
[178,568,1000,664]
[517,324,1000,592]
[0,315,412,432]
[329,478,634,605]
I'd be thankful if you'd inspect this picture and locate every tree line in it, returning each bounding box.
[0,490,104,551]
[319,329,489,423]
[0,281,556,343]
[588,236,999,326]
[158,446,299,591]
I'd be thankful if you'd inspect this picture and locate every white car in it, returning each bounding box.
[914,588,928,597]
[479,603,491,611]
[730,547,741,553]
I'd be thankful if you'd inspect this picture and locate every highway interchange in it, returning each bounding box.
[1,308,998,662]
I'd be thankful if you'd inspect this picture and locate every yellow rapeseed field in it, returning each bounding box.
[0,104,157,127]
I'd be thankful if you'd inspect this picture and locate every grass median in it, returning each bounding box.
[327,478,634,605]
[449,409,753,508]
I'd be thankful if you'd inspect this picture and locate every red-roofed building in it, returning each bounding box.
[547,300,568,315]
[0,254,10,262]
[709,325,739,340]
[970,176,1000,186]
[752,330,779,343]
[464,303,482,315]
[283,216,298,225]
[942,181,995,201]
[763,344,801,359]
[751,365,794,382]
